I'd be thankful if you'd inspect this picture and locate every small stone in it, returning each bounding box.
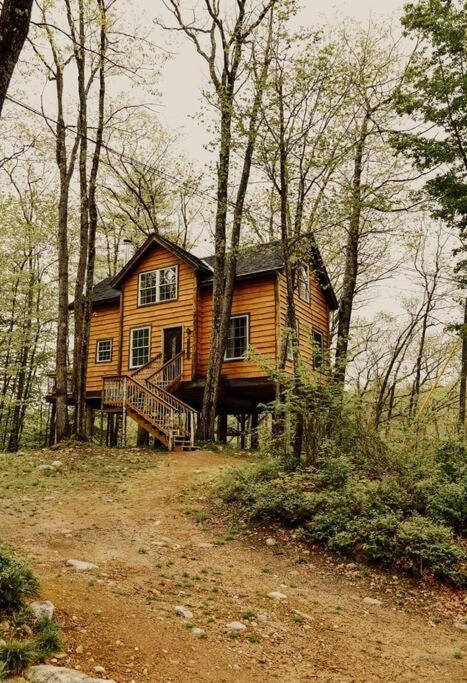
[26,665,116,682]
[265,537,276,546]
[226,621,246,631]
[29,600,55,621]
[174,605,193,619]
[192,627,205,637]
[94,666,106,674]
[197,543,213,548]
[293,609,312,620]
[76,645,84,654]
[363,597,382,606]
[51,460,63,468]
[37,464,55,472]
[454,622,467,632]
[256,612,268,623]
[66,559,98,571]
[268,591,287,600]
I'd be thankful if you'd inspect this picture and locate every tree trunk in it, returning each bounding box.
[459,297,467,436]
[0,0,33,116]
[217,414,227,444]
[333,115,369,398]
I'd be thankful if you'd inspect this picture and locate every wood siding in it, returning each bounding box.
[86,303,120,392]
[197,276,277,380]
[278,270,330,372]
[120,244,197,381]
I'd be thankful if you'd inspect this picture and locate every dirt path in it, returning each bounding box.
[1,447,465,682]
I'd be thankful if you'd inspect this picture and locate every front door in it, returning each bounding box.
[163,326,182,363]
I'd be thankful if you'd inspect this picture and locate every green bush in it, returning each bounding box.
[0,638,37,676]
[34,618,63,657]
[0,549,39,611]
[217,445,467,586]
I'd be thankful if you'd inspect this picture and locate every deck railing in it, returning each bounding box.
[146,350,184,390]
[46,372,73,396]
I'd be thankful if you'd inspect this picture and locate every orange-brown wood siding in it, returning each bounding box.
[120,244,197,381]
[278,270,330,372]
[197,276,277,379]
[86,303,120,392]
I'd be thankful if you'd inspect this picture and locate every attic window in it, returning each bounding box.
[138,266,178,305]
[298,262,310,302]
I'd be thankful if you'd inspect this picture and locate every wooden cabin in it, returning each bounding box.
[60,234,338,449]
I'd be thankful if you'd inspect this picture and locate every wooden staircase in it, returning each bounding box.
[102,351,198,451]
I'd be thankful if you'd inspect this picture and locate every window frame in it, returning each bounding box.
[137,265,178,307]
[224,313,250,361]
[312,329,324,370]
[129,325,152,369]
[96,338,113,364]
[298,262,311,303]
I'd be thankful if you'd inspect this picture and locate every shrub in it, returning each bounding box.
[0,638,37,676]
[0,549,39,612]
[34,618,63,658]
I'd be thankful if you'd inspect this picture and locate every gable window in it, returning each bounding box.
[130,326,151,368]
[286,320,300,361]
[298,262,310,302]
[225,314,249,360]
[138,266,177,305]
[96,339,112,363]
[312,329,324,370]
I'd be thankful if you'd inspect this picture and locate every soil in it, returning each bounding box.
[0,446,465,683]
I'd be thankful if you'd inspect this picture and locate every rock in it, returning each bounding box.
[51,460,63,468]
[75,645,84,654]
[265,537,276,546]
[197,543,213,548]
[66,559,98,571]
[26,665,116,683]
[93,667,106,675]
[37,465,56,472]
[29,600,55,621]
[192,627,205,637]
[363,597,382,606]
[293,609,312,621]
[174,605,193,619]
[454,622,467,632]
[267,591,287,600]
[226,621,246,631]
[256,612,268,623]
[415,652,446,665]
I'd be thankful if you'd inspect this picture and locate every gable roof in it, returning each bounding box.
[111,233,212,289]
[88,233,338,310]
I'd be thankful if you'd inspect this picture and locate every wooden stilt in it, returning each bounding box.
[251,408,259,450]
[218,413,227,444]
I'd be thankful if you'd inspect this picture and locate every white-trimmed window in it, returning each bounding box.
[96,339,112,363]
[312,329,324,370]
[298,262,310,302]
[130,326,151,368]
[225,314,249,360]
[138,266,177,305]
[286,320,300,361]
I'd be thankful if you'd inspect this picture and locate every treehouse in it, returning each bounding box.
[50,234,337,450]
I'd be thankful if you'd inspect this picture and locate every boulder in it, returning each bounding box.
[66,560,98,571]
[267,591,287,600]
[26,665,116,683]
[225,621,246,631]
[174,605,193,619]
[29,600,55,621]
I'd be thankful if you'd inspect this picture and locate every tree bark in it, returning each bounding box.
[459,297,467,436]
[0,0,33,116]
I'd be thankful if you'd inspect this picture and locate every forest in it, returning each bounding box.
[0,1,465,677]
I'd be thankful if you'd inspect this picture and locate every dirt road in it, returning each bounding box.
[1,447,465,682]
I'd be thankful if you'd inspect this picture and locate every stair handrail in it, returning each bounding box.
[131,352,163,380]
[145,350,185,388]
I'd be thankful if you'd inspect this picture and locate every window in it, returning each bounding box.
[96,339,112,363]
[298,262,310,302]
[225,315,249,360]
[312,330,324,370]
[130,326,151,368]
[138,266,177,305]
[286,320,300,361]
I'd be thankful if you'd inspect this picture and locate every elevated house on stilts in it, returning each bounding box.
[47,234,338,450]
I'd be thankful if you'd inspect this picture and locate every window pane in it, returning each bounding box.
[159,267,177,301]
[139,272,157,304]
[226,316,248,359]
[131,328,150,367]
[97,339,112,362]
[312,331,323,369]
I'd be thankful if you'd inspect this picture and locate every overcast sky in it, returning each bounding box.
[152,0,405,158]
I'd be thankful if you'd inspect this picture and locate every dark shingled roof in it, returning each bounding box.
[88,235,338,310]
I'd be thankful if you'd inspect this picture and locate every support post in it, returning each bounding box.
[218,413,227,444]
[240,414,247,449]
[85,404,94,440]
[121,377,127,448]
[251,408,259,450]
[136,425,149,447]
